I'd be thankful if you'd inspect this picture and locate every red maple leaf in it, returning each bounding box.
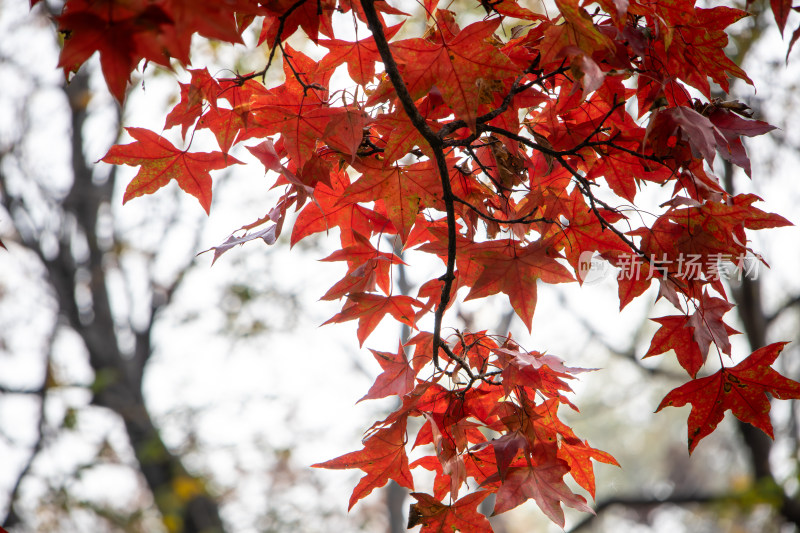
[101,128,240,214]
[372,109,439,164]
[322,108,370,161]
[409,456,451,501]
[320,231,402,298]
[771,0,792,33]
[407,492,492,533]
[556,188,629,277]
[322,293,420,346]
[249,97,338,169]
[57,3,174,102]
[500,398,617,498]
[161,0,247,45]
[291,168,392,247]
[657,342,800,452]
[164,68,222,137]
[344,159,427,243]
[359,342,417,402]
[424,413,468,499]
[259,0,335,45]
[488,431,529,483]
[318,23,403,85]
[643,6,752,98]
[536,1,611,68]
[585,150,644,203]
[464,239,573,331]
[495,347,594,403]
[688,193,792,232]
[707,107,775,177]
[390,13,519,130]
[648,106,718,164]
[687,292,737,358]
[312,420,413,509]
[645,315,705,378]
[491,460,594,527]
[556,436,619,498]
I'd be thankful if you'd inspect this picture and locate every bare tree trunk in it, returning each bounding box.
[722,160,800,528]
[1,70,226,532]
[65,74,225,533]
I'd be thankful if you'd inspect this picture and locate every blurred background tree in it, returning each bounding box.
[1,1,799,533]
[0,2,385,532]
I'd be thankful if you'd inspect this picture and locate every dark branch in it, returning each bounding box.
[360,1,437,140]
[766,294,800,325]
[436,63,570,140]
[360,0,456,371]
[566,493,724,533]
[236,0,309,84]
[451,194,558,226]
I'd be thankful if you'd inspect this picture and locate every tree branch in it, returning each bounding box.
[555,293,686,381]
[361,0,456,371]
[435,64,569,140]
[451,193,557,225]
[566,493,723,533]
[765,294,800,325]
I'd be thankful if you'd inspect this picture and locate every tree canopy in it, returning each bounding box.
[31,0,798,530]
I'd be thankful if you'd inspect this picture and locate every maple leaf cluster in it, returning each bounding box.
[44,0,798,529]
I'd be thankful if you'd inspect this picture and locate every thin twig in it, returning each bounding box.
[236,0,309,84]
[451,194,557,225]
[435,65,569,140]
